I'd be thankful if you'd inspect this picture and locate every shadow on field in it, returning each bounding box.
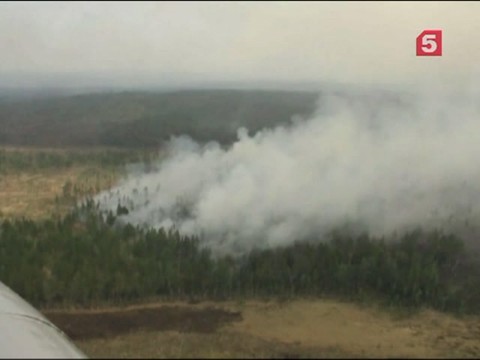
[44,306,242,340]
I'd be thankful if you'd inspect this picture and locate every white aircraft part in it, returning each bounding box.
[0,281,86,358]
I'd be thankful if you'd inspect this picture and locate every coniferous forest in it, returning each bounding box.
[1,196,480,314]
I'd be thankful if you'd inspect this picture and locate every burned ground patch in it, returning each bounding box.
[44,305,242,340]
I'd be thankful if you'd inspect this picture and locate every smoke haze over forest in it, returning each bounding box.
[2,2,480,254]
[96,86,480,255]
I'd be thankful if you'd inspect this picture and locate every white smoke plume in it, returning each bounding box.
[96,86,480,255]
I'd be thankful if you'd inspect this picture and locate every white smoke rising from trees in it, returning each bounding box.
[96,87,480,255]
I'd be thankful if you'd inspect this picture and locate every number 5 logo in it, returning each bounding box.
[416,29,442,56]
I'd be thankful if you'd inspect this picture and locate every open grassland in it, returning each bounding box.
[0,166,117,219]
[44,299,480,358]
[0,146,155,219]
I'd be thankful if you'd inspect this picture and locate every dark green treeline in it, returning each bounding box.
[1,200,479,313]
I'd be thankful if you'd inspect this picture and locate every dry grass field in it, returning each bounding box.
[0,166,118,219]
[43,299,480,359]
[0,146,125,219]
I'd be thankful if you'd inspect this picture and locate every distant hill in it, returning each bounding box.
[0,89,319,148]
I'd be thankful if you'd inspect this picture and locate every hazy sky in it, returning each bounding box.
[1,1,479,88]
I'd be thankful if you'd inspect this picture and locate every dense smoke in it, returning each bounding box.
[96,86,480,255]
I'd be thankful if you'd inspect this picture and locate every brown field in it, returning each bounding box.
[0,146,125,219]
[0,166,119,219]
[3,147,480,358]
[43,299,480,358]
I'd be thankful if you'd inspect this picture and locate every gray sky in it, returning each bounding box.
[1,1,479,89]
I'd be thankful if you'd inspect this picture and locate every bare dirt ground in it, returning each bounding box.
[45,305,242,340]
[43,299,480,358]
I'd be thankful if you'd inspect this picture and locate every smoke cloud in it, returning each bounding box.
[96,86,480,255]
